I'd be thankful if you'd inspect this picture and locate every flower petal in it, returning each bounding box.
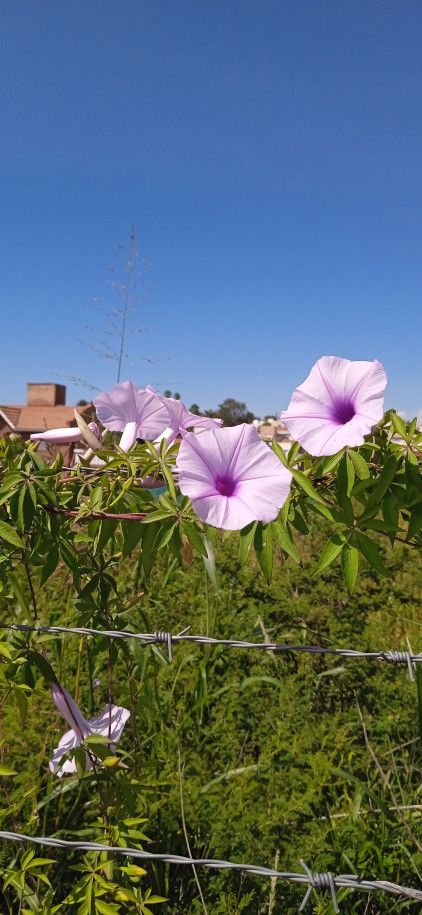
[88,704,131,744]
[49,727,80,777]
[119,421,138,451]
[177,424,292,530]
[30,428,84,444]
[51,684,88,737]
[281,356,387,456]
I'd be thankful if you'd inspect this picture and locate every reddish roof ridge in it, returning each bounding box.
[0,406,22,428]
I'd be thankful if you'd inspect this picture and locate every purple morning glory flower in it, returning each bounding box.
[280,356,387,456]
[93,381,170,450]
[177,423,292,530]
[30,422,100,445]
[49,683,130,778]
[146,386,223,446]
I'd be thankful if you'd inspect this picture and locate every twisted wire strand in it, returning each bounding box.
[0,831,421,905]
[1,622,420,675]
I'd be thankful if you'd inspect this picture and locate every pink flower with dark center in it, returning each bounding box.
[49,683,130,778]
[177,423,292,530]
[93,381,170,450]
[146,386,223,446]
[30,423,100,445]
[280,356,387,456]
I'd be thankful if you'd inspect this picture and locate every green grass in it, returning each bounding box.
[2,519,422,913]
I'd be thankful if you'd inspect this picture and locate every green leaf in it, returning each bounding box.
[0,520,24,548]
[340,543,359,594]
[313,533,345,575]
[354,531,390,578]
[0,763,16,776]
[254,522,273,584]
[407,502,422,541]
[365,455,400,510]
[161,464,177,501]
[153,520,178,551]
[238,521,257,568]
[271,439,288,466]
[96,901,121,915]
[348,450,370,480]
[271,519,301,564]
[317,451,343,475]
[27,650,56,683]
[291,469,325,504]
[181,520,208,557]
[202,535,219,592]
[287,440,301,465]
[14,687,28,725]
[95,519,119,555]
[40,545,60,585]
[391,412,407,439]
[121,520,144,557]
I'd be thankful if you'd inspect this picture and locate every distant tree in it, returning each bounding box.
[174,392,181,400]
[189,403,200,415]
[207,398,254,426]
[76,399,89,406]
[164,390,172,398]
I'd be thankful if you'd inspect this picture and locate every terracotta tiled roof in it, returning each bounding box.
[0,404,93,433]
[0,406,21,428]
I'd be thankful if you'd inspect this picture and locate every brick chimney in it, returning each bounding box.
[27,383,66,407]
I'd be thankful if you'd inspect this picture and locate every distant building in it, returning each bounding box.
[256,417,295,453]
[0,383,95,462]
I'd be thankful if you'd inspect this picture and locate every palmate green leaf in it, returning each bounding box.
[254,522,273,584]
[313,533,345,575]
[340,542,359,594]
[354,531,390,578]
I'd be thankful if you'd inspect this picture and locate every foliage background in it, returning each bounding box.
[2,508,422,913]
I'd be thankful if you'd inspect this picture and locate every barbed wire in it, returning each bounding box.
[1,622,420,678]
[0,831,421,909]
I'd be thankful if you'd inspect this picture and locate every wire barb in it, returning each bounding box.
[299,860,339,912]
[153,626,191,661]
[379,648,415,681]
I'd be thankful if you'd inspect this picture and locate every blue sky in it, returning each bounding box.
[1,0,422,419]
